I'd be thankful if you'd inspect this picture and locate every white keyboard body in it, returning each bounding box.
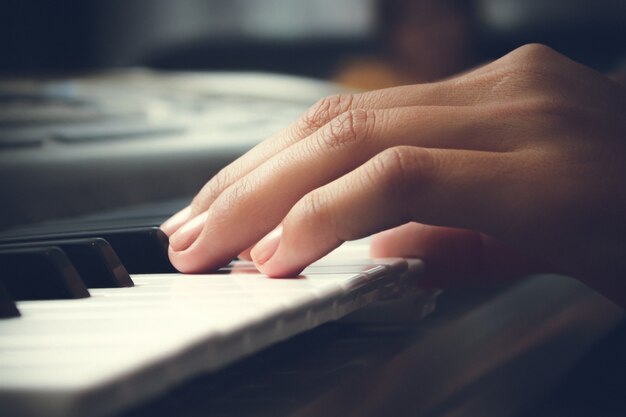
[0,245,426,417]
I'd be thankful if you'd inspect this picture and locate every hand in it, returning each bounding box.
[161,44,626,306]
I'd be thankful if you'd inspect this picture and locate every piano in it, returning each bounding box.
[0,199,435,417]
[1,71,624,417]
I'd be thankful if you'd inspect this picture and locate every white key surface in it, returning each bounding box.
[0,249,424,417]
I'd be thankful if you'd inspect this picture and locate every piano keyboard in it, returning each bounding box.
[0,216,427,417]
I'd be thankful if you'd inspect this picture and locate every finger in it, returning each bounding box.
[162,51,553,238]
[161,206,191,236]
[370,223,484,285]
[161,94,354,236]
[250,146,515,277]
[370,222,544,287]
[237,247,253,261]
[164,80,483,236]
[168,106,507,272]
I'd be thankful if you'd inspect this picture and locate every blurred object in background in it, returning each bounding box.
[0,0,377,78]
[1,0,624,81]
[335,0,626,90]
[334,0,479,90]
[480,0,626,71]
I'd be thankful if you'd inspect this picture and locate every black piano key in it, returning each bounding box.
[0,238,133,288]
[0,281,20,319]
[0,247,90,300]
[62,238,135,287]
[99,228,175,274]
[0,217,166,237]
[0,198,189,238]
[0,227,175,274]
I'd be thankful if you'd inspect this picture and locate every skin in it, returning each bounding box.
[161,44,626,307]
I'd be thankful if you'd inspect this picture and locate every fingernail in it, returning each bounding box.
[169,211,208,252]
[251,226,283,266]
[161,206,192,236]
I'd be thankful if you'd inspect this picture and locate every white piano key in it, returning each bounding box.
[0,257,425,417]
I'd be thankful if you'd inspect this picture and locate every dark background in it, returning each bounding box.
[1,0,625,78]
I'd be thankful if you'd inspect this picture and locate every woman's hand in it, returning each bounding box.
[161,44,626,306]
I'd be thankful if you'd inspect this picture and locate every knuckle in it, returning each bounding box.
[321,109,375,150]
[499,44,560,82]
[208,168,230,194]
[370,147,434,197]
[299,93,356,137]
[511,43,557,64]
[497,97,580,124]
[189,194,206,216]
[213,178,252,214]
[191,169,230,212]
[481,44,564,101]
[295,191,334,230]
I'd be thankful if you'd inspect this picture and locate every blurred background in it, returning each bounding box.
[1,0,625,86]
[1,0,625,228]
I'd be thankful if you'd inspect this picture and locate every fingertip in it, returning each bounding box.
[168,211,208,252]
[256,256,305,278]
[169,212,266,273]
[370,223,428,258]
[370,223,494,287]
[161,206,192,236]
[251,226,283,268]
[237,248,253,261]
[251,226,304,277]
[167,245,195,274]
[168,238,234,274]
[252,225,339,278]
